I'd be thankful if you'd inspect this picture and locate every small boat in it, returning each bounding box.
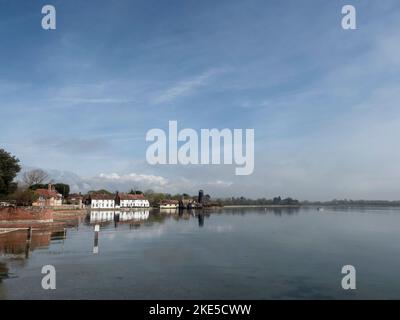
[159,205,178,209]
[159,200,179,209]
[317,207,324,211]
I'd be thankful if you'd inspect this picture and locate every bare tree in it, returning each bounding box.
[22,169,49,186]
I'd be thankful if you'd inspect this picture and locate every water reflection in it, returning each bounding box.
[0,207,301,285]
[88,210,150,254]
[88,210,150,224]
[198,214,205,227]
[0,228,66,259]
[4,207,395,299]
[0,208,300,260]
[222,207,301,216]
[0,262,8,283]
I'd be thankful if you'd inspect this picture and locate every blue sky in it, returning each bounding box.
[1,0,400,200]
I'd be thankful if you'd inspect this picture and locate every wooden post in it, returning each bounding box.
[27,227,33,241]
[25,227,33,258]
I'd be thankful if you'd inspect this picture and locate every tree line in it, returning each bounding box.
[0,148,71,205]
[215,196,300,206]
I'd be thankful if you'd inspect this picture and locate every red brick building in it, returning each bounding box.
[32,184,63,207]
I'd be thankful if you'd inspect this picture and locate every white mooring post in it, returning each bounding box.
[93,224,100,254]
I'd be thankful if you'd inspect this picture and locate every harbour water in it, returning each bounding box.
[1,207,400,299]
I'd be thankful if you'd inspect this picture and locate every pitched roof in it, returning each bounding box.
[90,194,115,200]
[118,193,146,200]
[35,189,62,199]
[67,193,83,200]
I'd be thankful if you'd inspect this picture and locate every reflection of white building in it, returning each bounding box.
[117,193,150,208]
[119,210,149,221]
[90,194,115,209]
[90,211,115,222]
[90,210,150,223]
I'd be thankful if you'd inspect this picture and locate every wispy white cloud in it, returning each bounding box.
[206,180,233,187]
[153,68,228,104]
[98,172,168,186]
[51,97,135,104]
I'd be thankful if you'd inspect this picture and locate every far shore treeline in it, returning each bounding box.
[1,147,400,207]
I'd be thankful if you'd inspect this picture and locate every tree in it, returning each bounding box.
[8,187,38,206]
[128,189,143,195]
[89,189,112,195]
[0,148,21,197]
[22,169,49,186]
[144,189,154,197]
[53,183,70,197]
[30,183,47,190]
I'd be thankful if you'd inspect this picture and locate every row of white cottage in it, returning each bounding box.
[89,193,150,209]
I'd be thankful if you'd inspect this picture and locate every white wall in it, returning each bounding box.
[91,199,115,208]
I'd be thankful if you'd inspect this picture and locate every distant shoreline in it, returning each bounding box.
[223,204,400,208]
[223,205,301,208]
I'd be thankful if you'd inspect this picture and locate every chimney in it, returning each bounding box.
[48,183,52,191]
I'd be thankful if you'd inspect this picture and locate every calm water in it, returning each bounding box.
[1,207,400,299]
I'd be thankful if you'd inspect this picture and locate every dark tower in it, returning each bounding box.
[198,190,204,204]
[115,191,120,206]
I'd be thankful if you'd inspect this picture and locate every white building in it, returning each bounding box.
[90,194,115,209]
[87,193,150,209]
[117,193,150,208]
[32,184,63,207]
